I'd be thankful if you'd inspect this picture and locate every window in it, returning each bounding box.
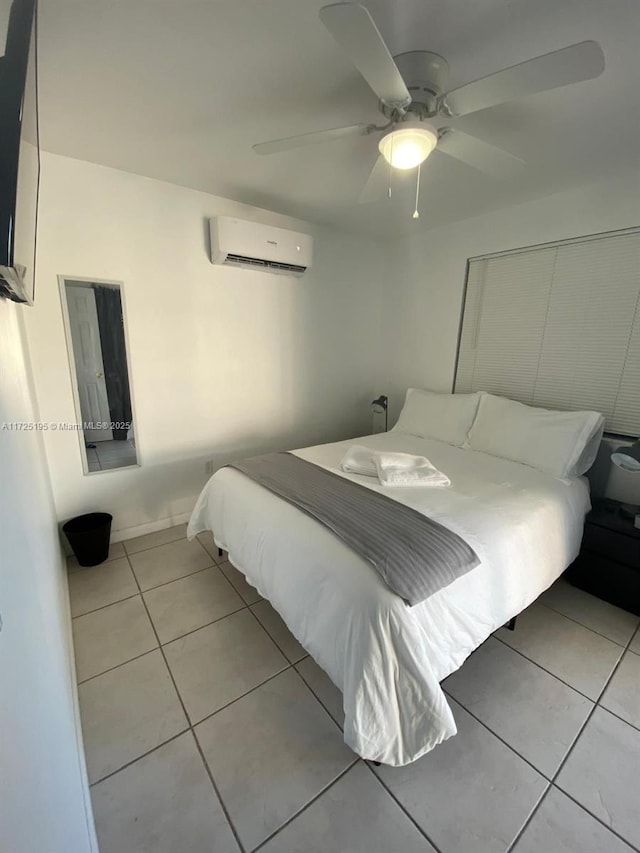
[455,228,640,436]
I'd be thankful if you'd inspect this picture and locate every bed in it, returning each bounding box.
[188,418,592,766]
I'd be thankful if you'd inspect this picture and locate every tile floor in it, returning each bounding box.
[68,524,640,853]
[86,438,137,472]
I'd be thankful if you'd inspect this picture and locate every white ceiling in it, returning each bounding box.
[38,0,640,237]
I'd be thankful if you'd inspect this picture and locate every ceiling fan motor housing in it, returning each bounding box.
[382,51,450,118]
[255,5,605,194]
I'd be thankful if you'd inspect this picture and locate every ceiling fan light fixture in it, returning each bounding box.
[378,124,438,170]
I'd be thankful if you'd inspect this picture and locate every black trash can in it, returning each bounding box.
[63,512,113,567]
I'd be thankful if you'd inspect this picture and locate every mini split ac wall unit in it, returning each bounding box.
[209,216,313,277]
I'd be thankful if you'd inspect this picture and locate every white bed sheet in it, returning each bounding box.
[188,432,590,766]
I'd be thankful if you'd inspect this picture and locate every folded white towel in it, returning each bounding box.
[340,444,378,477]
[340,445,450,488]
[374,451,451,488]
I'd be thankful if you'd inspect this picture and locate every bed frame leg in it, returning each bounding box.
[218,547,223,557]
[506,616,517,631]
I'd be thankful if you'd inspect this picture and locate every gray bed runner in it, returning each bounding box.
[229,452,479,606]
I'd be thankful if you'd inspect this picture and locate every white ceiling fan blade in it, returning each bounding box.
[443,41,605,117]
[358,155,391,204]
[319,3,411,109]
[253,123,369,155]
[437,130,525,179]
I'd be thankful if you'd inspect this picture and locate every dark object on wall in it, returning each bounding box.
[0,0,40,305]
[371,395,388,431]
[63,513,113,567]
[94,285,133,440]
[567,499,640,616]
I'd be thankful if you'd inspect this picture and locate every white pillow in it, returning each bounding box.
[392,388,481,447]
[466,393,605,480]
[570,416,606,477]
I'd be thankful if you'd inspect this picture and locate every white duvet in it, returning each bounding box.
[188,432,590,766]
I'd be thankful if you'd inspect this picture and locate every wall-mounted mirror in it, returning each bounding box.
[60,277,138,474]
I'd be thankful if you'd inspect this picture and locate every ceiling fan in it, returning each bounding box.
[253,3,605,205]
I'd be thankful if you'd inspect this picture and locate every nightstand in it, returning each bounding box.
[567,499,640,616]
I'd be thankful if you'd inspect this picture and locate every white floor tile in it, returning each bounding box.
[92,733,239,853]
[557,707,640,849]
[250,600,307,663]
[94,442,137,469]
[600,651,640,729]
[375,698,547,853]
[195,668,354,851]
[163,609,287,723]
[219,560,263,604]
[444,637,592,776]
[496,603,623,699]
[100,456,137,471]
[124,523,188,555]
[259,762,436,853]
[129,538,212,591]
[68,557,138,617]
[79,650,188,783]
[67,521,640,853]
[295,657,344,729]
[105,541,126,560]
[144,567,244,644]
[196,530,226,562]
[539,579,639,646]
[73,596,157,682]
[85,448,99,471]
[513,787,634,853]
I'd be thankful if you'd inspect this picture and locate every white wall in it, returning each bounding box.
[381,171,640,502]
[0,299,96,853]
[26,156,638,532]
[26,152,388,536]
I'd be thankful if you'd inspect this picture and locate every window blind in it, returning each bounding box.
[455,228,640,436]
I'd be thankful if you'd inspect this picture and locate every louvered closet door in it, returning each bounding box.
[455,228,640,436]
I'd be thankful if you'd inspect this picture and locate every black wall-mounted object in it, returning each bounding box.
[0,0,39,305]
[371,395,388,431]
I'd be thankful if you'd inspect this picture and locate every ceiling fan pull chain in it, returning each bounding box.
[412,162,421,219]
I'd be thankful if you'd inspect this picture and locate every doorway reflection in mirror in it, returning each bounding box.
[60,278,138,473]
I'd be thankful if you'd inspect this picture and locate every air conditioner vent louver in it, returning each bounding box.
[225,254,307,274]
[209,216,313,278]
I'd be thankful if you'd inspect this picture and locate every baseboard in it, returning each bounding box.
[60,543,100,853]
[110,510,194,543]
